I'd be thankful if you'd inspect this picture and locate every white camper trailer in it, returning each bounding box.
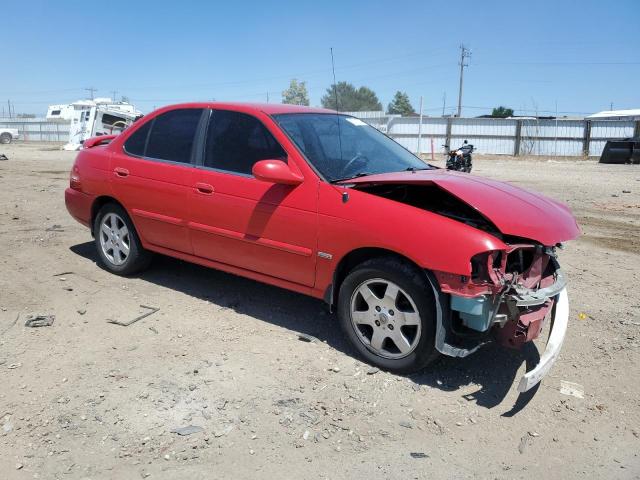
[47,99,143,150]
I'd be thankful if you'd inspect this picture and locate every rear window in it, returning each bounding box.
[134,109,204,163]
[123,121,151,157]
[146,109,203,163]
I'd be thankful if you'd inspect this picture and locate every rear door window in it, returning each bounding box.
[145,109,204,163]
[123,121,151,157]
[204,110,286,175]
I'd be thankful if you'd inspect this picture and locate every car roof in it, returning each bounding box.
[156,102,336,116]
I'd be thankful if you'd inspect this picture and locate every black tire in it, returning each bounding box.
[337,257,439,373]
[93,203,152,275]
[0,133,11,144]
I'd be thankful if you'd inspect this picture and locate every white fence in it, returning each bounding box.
[0,118,70,142]
[2,115,638,157]
[346,113,638,157]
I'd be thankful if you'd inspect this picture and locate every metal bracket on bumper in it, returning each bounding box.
[516,288,569,392]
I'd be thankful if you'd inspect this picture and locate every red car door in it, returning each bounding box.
[188,109,318,287]
[111,108,206,254]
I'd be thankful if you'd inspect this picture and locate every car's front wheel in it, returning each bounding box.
[94,203,152,275]
[0,133,12,144]
[337,257,438,373]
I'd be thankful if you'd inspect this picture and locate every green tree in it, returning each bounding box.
[321,82,383,111]
[355,86,383,111]
[281,79,310,106]
[387,91,415,115]
[491,106,514,118]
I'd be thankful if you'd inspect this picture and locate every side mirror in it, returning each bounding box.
[252,159,303,186]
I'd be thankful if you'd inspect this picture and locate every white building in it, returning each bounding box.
[586,109,640,121]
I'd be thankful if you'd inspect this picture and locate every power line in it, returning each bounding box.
[2,48,452,97]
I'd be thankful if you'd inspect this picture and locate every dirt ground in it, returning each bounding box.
[1,143,639,480]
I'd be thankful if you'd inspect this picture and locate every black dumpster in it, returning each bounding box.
[599,137,640,164]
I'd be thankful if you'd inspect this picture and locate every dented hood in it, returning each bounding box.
[342,169,580,245]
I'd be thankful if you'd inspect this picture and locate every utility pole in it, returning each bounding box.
[442,92,446,116]
[7,100,11,119]
[417,96,423,156]
[84,87,97,100]
[110,90,118,103]
[456,45,471,117]
[610,101,613,111]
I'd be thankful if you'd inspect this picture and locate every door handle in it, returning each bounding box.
[114,167,129,177]
[195,182,214,194]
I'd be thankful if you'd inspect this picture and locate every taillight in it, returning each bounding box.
[70,165,82,191]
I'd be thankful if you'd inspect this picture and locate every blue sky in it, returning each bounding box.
[3,0,639,116]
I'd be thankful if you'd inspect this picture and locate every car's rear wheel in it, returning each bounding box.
[94,203,152,275]
[0,133,12,144]
[337,257,438,373]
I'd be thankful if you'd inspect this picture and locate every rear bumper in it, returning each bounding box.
[65,187,93,228]
[517,288,569,392]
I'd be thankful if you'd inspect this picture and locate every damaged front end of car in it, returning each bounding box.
[431,235,575,392]
[428,242,571,392]
[434,241,564,343]
[347,175,579,390]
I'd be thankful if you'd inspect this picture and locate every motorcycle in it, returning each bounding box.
[444,140,474,173]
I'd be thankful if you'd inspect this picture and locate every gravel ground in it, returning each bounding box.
[0,143,639,479]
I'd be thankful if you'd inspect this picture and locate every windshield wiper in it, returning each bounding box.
[405,167,430,172]
[330,172,374,184]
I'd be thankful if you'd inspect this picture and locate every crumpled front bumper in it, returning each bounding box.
[517,288,569,392]
[428,267,570,392]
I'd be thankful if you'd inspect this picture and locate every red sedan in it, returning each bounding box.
[65,103,579,391]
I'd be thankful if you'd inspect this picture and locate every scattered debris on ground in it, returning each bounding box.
[106,305,159,326]
[560,381,585,399]
[170,425,204,436]
[410,452,429,459]
[518,432,536,454]
[297,332,319,343]
[1,145,638,478]
[24,314,55,328]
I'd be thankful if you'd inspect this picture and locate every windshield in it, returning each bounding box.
[272,113,432,182]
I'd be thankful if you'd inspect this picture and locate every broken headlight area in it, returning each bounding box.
[434,244,564,350]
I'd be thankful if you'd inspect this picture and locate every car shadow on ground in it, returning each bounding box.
[70,241,540,414]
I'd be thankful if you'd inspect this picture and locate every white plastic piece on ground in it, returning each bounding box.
[559,380,584,398]
[62,143,82,151]
[517,288,569,393]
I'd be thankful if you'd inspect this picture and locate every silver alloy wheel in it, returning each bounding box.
[99,213,130,266]
[349,278,422,359]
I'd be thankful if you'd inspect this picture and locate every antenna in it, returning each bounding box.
[330,47,343,163]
